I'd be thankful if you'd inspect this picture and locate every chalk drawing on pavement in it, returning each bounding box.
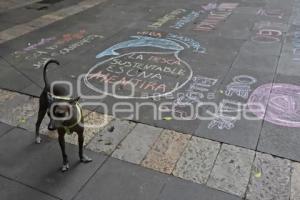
[95,36,185,59]
[225,75,256,99]
[208,99,241,130]
[248,83,300,127]
[85,34,206,99]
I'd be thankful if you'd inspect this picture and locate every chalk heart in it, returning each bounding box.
[84,51,193,99]
[248,83,300,127]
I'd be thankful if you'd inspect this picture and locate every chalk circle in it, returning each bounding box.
[84,51,193,99]
[233,75,256,84]
[248,83,300,127]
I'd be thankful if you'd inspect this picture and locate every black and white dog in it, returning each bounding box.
[35,59,92,172]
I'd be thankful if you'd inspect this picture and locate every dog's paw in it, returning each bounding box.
[61,163,69,172]
[80,155,93,163]
[35,137,42,144]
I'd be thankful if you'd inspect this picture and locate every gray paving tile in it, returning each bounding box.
[0,59,32,92]
[73,158,168,200]
[257,123,300,162]
[231,52,278,73]
[159,177,242,200]
[291,162,300,200]
[0,89,32,126]
[207,144,255,197]
[246,152,291,200]
[215,12,255,40]
[257,73,300,161]
[86,118,136,155]
[0,122,13,137]
[277,52,300,77]
[0,175,58,200]
[239,40,283,57]
[0,128,107,200]
[141,130,191,174]
[20,83,42,97]
[173,137,220,184]
[112,124,162,164]
[195,68,275,149]
[0,0,83,31]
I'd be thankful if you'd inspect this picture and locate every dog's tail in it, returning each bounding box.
[43,59,60,92]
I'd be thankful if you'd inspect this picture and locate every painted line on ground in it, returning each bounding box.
[0,0,107,44]
[0,0,40,12]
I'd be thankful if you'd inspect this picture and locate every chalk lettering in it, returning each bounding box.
[137,31,163,38]
[194,3,239,32]
[148,9,186,29]
[170,11,200,29]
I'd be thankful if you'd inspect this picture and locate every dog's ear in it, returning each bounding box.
[69,96,80,104]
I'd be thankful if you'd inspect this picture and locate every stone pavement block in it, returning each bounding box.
[16,97,39,131]
[173,137,221,184]
[78,0,107,9]
[141,130,191,174]
[231,52,278,73]
[73,158,168,200]
[43,111,113,146]
[207,144,255,197]
[246,152,291,200]
[0,0,40,12]
[159,177,242,200]
[51,5,85,18]
[0,175,59,200]
[257,123,300,162]
[0,24,35,41]
[277,52,300,77]
[21,83,42,97]
[86,118,136,155]
[0,128,107,200]
[0,89,20,104]
[195,67,275,150]
[26,17,58,28]
[40,14,64,21]
[291,162,300,200]
[0,122,13,137]
[112,124,162,164]
[216,12,254,40]
[239,40,282,57]
[0,59,33,91]
[0,89,32,126]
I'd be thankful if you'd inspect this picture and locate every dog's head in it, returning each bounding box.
[47,94,81,131]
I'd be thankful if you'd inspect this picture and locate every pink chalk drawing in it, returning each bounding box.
[248,83,300,127]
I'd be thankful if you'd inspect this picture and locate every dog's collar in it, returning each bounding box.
[47,92,72,101]
[64,103,82,135]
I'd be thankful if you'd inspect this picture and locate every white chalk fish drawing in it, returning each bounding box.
[96,36,184,58]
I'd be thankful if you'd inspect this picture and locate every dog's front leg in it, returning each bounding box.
[35,99,47,144]
[77,131,92,163]
[58,131,69,172]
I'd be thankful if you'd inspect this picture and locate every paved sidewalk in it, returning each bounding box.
[1,0,300,199]
[0,89,299,200]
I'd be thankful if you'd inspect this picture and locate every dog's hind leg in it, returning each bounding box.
[58,130,69,172]
[77,130,92,163]
[35,97,47,144]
